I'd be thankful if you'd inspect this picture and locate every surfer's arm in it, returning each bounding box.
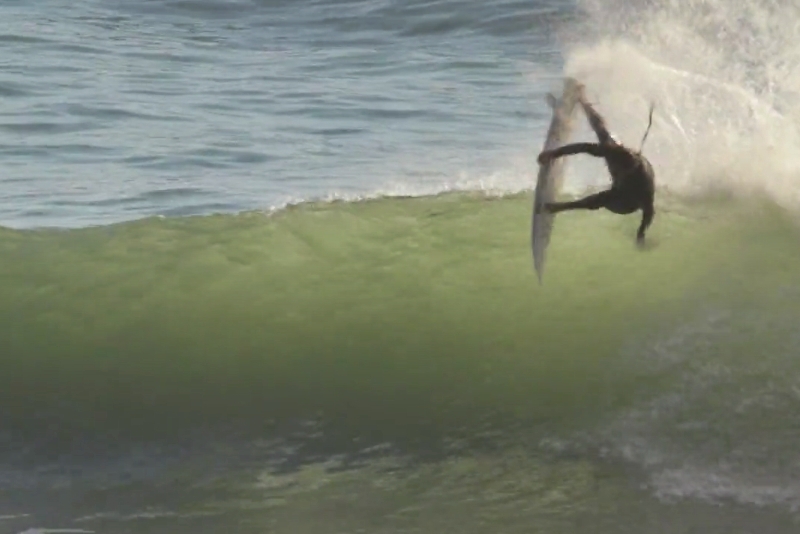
[538,143,605,164]
[637,202,655,244]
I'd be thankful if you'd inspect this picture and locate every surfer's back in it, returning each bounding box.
[602,143,655,197]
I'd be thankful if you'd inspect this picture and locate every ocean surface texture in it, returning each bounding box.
[2,0,800,533]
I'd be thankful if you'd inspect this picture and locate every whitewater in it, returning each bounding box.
[2,0,800,533]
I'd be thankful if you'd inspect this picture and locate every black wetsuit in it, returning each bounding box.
[540,99,656,244]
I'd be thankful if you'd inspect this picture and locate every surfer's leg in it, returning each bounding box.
[545,190,613,213]
[546,188,641,215]
[601,189,639,215]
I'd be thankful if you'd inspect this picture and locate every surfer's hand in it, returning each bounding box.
[537,151,552,165]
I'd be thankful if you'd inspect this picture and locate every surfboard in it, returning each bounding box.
[531,78,582,284]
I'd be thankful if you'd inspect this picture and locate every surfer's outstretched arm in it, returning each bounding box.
[579,99,615,146]
[538,142,605,164]
[636,203,655,244]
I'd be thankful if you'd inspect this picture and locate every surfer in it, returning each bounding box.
[537,88,656,246]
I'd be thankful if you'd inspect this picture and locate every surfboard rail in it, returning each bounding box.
[531,78,583,284]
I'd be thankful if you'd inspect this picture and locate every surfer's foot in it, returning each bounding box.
[537,151,553,165]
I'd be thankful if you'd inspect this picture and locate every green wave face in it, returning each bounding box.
[1,192,798,451]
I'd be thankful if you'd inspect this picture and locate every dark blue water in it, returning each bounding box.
[0,0,571,229]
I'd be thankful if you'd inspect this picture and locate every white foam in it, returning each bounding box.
[652,466,800,510]
[558,0,800,210]
[261,165,570,216]
[598,303,800,510]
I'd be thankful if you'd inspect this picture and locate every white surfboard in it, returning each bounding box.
[531,78,582,284]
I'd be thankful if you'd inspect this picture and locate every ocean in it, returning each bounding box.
[2,0,800,533]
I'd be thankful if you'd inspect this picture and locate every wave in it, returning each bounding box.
[2,187,800,512]
[2,191,799,494]
[4,0,800,516]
